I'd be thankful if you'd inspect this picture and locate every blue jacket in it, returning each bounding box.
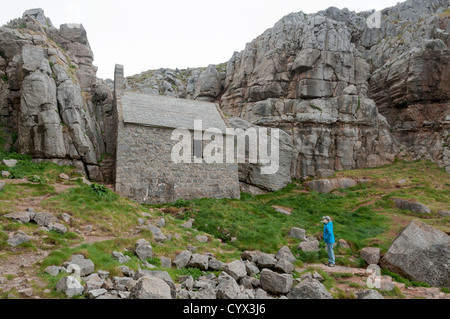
[323,221,335,244]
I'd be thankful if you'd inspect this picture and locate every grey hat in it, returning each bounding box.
[322,216,331,221]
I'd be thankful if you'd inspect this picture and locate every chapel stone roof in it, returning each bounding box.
[121,91,228,131]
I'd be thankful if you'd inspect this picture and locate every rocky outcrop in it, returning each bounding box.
[380,220,450,288]
[366,1,450,173]
[227,117,295,192]
[0,9,114,181]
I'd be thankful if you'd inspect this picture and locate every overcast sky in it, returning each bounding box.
[1,0,402,79]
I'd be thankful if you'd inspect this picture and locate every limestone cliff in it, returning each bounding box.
[0,9,114,181]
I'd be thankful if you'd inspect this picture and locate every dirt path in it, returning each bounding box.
[349,194,387,212]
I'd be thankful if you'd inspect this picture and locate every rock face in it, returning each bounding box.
[218,8,401,180]
[380,220,450,288]
[228,118,295,192]
[0,9,114,182]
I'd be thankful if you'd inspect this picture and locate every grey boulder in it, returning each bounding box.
[129,276,172,299]
[259,268,293,295]
[287,279,332,299]
[393,198,432,214]
[56,276,84,298]
[380,220,450,288]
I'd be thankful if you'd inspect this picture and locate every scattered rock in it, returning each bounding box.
[438,211,450,217]
[84,273,104,291]
[338,239,350,249]
[68,254,95,277]
[7,231,30,247]
[111,251,131,264]
[188,254,209,271]
[256,253,277,269]
[45,266,62,276]
[241,251,260,263]
[393,198,432,214]
[244,260,260,276]
[87,288,108,299]
[48,222,67,234]
[147,225,167,242]
[223,260,247,281]
[181,219,194,229]
[209,258,225,271]
[18,288,33,297]
[298,239,320,252]
[275,246,296,264]
[157,218,165,228]
[289,227,306,241]
[312,271,324,283]
[0,180,5,192]
[33,212,59,227]
[56,276,84,298]
[4,211,33,224]
[287,279,332,299]
[216,272,241,299]
[1,171,11,178]
[356,289,384,299]
[59,173,70,181]
[274,259,295,274]
[129,276,172,299]
[2,159,18,168]
[360,247,381,265]
[61,213,72,223]
[135,240,153,261]
[195,235,208,243]
[97,270,110,279]
[174,250,192,269]
[259,269,293,295]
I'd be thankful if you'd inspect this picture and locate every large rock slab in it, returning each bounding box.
[393,198,432,214]
[380,220,450,288]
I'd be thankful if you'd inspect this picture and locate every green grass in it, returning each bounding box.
[158,185,389,261]
[309,103,322,112]
[381,269,430,288]
[0,151,76,182]
[39,185,143,235]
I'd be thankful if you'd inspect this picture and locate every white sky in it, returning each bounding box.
[1,0,402,79]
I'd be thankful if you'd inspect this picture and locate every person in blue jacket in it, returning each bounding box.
[322,216,335,267]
